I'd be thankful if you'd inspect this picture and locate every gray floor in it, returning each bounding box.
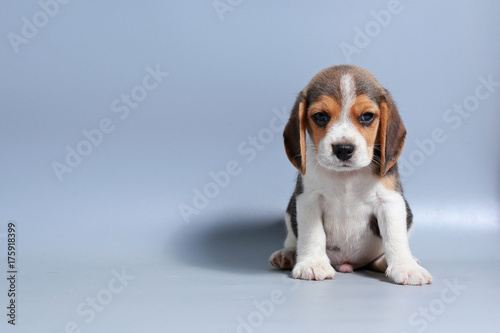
[5,214,500,333]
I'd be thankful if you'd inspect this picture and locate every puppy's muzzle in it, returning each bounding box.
[332,144,355,161]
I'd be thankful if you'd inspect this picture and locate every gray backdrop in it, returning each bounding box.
[1,1,499,332]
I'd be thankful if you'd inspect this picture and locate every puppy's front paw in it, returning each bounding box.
[292,258,335,281]
[387,261,432,285]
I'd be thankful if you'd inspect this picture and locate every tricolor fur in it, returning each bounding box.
[270,65,432,285]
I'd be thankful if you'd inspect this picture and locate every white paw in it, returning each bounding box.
[269,248,296,269]
[387,261,432,285]
[292,258,335,281]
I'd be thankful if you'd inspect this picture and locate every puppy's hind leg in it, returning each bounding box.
[366,254,421,273]
[269,213,297,270]
[269,248,296,269]
[366,254,388,273]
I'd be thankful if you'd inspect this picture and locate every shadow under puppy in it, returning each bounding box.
[270,65,432,285]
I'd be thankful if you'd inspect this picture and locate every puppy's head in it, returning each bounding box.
[283,65,406,176]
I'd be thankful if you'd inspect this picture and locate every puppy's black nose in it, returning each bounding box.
[333,144,355,161]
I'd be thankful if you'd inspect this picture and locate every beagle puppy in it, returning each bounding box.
[270,65,432,285]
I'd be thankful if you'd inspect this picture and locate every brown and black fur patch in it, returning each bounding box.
[376,89,407,176]
[286,174,303,238]
[304,65,384,108]
[283,92,306,173]
[369,214,381,238]
[307,95,342,147]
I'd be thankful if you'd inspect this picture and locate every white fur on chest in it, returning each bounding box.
[302,166,385,267]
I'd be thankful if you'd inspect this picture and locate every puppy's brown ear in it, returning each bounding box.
[283,91,308,175]
[378,89,406,176]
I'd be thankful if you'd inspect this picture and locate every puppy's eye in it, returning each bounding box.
[312,112,330,127]
[359,112,376,126]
